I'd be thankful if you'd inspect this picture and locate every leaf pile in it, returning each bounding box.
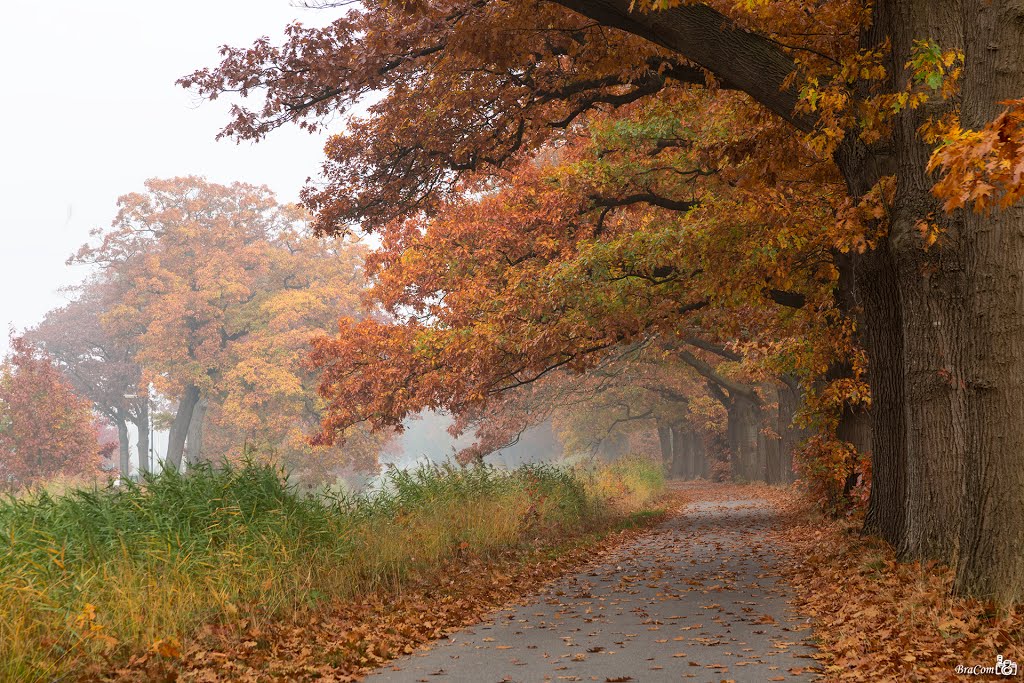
[771,497,1023,681]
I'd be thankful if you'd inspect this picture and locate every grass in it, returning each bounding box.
[0,457,665,681]
[576,456,666,511]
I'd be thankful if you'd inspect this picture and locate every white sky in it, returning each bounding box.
[0,1,335,352]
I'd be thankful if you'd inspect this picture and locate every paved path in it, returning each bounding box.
[369,485,819,682]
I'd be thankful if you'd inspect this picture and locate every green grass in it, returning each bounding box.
[0,458,664,681]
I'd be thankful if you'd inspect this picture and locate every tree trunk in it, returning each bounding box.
[686,432,705,480]
[669,424,687,479]
[826,257,875,501]
[881,0,969,566]
[726,397,760,482]
[763,401,784,486]
[954,0,1024,606]
[135,400,150,476]
[184,398,209,467]
[855,245,908,547]
[114,411,130,478]
[657,423,674,475]
[164,385,200,472]
[777,381,808,484]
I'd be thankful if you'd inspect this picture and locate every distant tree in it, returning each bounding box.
[0,338,102,489]
[74,177,384,477]
[26,281,150,476]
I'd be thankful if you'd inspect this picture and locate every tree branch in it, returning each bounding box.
[546,0,814,132]
[678,348,759,402]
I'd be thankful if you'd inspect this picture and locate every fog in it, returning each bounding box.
[0,1,333,353]
[388,412,563,470]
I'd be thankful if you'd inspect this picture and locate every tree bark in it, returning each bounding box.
[549,0,812,132]
[689,432,707,479]
[164,385,200,472]
[184,397,209,467]
[954,0,1024,606]
[877,0,969,566]
[854,244,908,546]
[762,389,784,485]
[777,381,809,484]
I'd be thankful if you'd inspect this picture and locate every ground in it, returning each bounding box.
[369,483,819,682]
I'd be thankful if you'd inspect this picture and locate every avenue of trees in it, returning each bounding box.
[177,0,1024,606]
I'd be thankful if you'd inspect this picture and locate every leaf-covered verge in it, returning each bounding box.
[0,457,667,681]
[768,493,1024,681]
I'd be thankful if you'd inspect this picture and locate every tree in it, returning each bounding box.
[306,94,846,440]
[0,338,102,489]
[204,226,386,481]
[26,281,149,477]
[74,177,300,470]
[75,177,384,478]
[184,0,1024,604]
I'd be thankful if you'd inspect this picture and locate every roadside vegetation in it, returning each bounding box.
[0,457,664,680]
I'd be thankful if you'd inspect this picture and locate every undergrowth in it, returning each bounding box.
[0,458,664,681]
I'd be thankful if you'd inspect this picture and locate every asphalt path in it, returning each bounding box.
[369,485,820,683]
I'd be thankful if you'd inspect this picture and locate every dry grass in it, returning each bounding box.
[0,458,664,681]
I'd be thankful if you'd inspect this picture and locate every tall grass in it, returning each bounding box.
[576,456,667,511]
[0,459,663,681]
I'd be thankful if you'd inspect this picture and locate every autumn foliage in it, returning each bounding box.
[0,338,102,489]
[67,177,385,481]
[179,0,1024,608]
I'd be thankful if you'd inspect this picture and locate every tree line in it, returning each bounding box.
[3,177,381,488]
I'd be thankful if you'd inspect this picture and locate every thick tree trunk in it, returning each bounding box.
[853,245,908,546]
[827,0,967,561]
[184,398,209,467]
[828,255,876,512]
[686,432,706,480]
[776,381,808,484]
[756,428,773,484]
[114,412,130,478]
[763,397,784,486]
[726,397,761,482]
[882,0,969,566]
[955,0,1024,606]
[164,385,200,472]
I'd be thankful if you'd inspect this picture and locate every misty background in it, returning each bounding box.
[0,1,561,475]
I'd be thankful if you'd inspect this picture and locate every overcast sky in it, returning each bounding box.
[0,1,335,353]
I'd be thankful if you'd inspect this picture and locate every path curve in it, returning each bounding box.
[369,483,820,682]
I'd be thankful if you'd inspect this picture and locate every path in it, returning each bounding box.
[369,483,820,682]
